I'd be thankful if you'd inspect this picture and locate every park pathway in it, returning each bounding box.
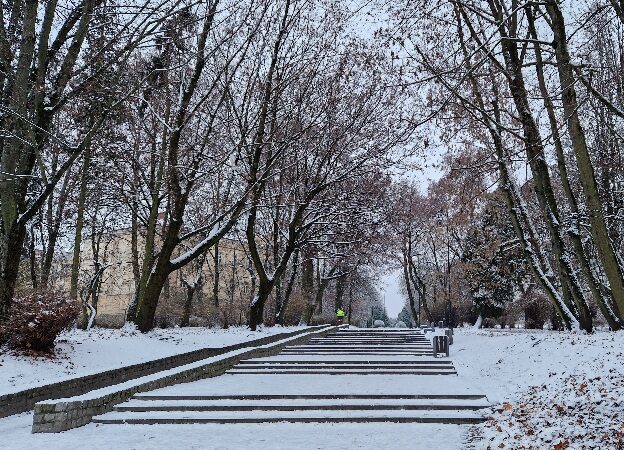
[92,328,490,425]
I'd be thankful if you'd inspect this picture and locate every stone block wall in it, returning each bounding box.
[31,325,339,433]
[1,325,329,418]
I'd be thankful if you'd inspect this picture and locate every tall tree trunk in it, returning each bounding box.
[546,0,624,321]
[130,158,141,290]
[313,273,333,320]
[420,284,432,325]
[0,225,26,321]
[276,249,299,325]
[527,6,621,330]
[181,283,198,327]
[27,227,38,289]
[134,213,182,331]
[402,241,419,325]
[452,6,579,328]
[71,142,92,302]
[0,0,38,321]
[127,117,168,325]
[407,251,432,324]
[347,278,353,325]
[298,253,316,326]
[134,261,171,332]
[334,267,346,311]
[181,285,194,327]
[249,283,273,330]
[490,2,592,331]
[0,0,98,323]
[212,243,220,308]
[40,160,70,288]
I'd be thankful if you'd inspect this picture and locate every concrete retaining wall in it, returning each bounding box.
[1,325,329,418]
[32,325,340,433]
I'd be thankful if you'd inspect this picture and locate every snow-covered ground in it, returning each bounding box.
[452,328,624,449]
[0,325,303,395]
[1,327,622,449]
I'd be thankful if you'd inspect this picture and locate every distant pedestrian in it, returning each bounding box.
[336,308,346,324]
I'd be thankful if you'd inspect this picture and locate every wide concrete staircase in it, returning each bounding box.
[93,328,490,425]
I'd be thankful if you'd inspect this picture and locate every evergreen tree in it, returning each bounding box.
[462,193,528,321]
[397,304,415,327]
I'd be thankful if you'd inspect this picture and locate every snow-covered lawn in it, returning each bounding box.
[0,325,304,395]
[452,328,624,449]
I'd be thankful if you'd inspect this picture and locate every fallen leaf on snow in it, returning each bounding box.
[553,439,569,450]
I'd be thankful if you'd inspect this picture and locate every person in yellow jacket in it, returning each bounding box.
[336,308,346,324]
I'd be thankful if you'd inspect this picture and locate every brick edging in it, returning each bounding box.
[32,325,341,433]
[0,325,330,418]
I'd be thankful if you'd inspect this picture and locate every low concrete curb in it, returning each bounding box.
[1,325,329,418]
[32,325,341,433]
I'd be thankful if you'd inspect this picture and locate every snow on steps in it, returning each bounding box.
[278,351,435,356]
[226,359,457,374]
[91,329,490,426]
[111,397,490,411]
[134,393,487,400]
[225,369,457,375]
[92,409,485,425]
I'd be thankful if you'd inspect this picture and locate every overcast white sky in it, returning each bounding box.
[379,270,404,318]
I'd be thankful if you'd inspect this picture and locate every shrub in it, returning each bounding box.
[2,292,79,354]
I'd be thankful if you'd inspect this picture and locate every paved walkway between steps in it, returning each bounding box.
[80,327,491,448]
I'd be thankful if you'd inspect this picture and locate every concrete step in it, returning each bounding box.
[225,369,456,375]
[277,355,437,358]
[324,337,427,339]
[318,337,428,340]
[282,347,433,351]
[238,360,452,365]
[295,347,433,350]
[329,330,424,332]
[322,338,427,341]
[306,344,432,347]
[134,394,489,401]
[279,351,435,355]
[286,351,435,354]
[232,366,454,371]
[247,355,442,362]
[312,336,428,339]
[286,350,434,353]
[92,409,485,425]
[307,339,431,345]
[278,355,436,358]
[237,363,453,369]
[290,346,433,350]
[286,342,432,348]
[113,398,489,412]
[322,342,430,344]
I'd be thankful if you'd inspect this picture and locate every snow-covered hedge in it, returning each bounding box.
[2,292,79,354]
